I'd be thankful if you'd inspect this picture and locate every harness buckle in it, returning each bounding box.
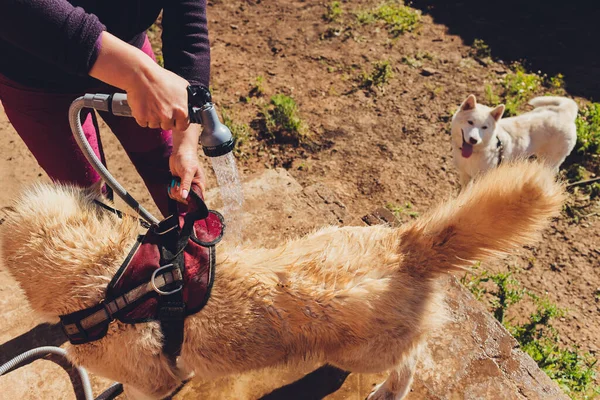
[151,264,183,296]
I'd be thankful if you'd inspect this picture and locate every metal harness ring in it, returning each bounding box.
[151,264,183,296]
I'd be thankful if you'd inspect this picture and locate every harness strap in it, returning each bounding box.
[157,184,209,368]
[157,206,187,370]
[496,136,504,166]
[158,289,186,366]
[60,268,183,344]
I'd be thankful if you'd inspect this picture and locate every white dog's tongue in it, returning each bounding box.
[461,142,473,158]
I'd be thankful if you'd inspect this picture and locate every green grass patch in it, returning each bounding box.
[323,1,343,22]
[566,164,589,183]
[575,102,600,156]
[549,73,566,92]
[501,64,543,116]
[461,269,600,398]
[401,51,434,69]
[357,1,421,37]
[385,202,419,219]
[484,63,565,117]
[471,38,491,59]
[262,94,309,144]
[590,183,600,200]
[484,83,501,106]
[249,75,266,98]
[360,60,394,89]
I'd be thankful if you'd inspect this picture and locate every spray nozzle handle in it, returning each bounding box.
[83,85,212,121]
[111,93,132,117]
[82,86,234,157]
[82,93,132,117]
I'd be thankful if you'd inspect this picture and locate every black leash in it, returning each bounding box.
[93,200,152,229]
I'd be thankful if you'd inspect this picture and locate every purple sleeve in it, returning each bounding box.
[161,0,211,87]
[0,0,105,76]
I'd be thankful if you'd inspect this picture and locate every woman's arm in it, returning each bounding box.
[160,0,213,201]
[89,31,190,132]
[0,0,104,75]
[162,0,211,87]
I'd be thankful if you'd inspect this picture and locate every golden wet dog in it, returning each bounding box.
[1,161,564,399]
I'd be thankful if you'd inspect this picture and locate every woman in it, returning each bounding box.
[0,0,211,216]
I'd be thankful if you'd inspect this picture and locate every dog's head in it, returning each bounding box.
[451,94,505,158]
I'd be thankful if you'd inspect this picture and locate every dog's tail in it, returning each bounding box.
[528,96,578,121]
[397,161,564,278]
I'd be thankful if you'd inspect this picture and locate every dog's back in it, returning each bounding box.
[528,96,578,121]
[497,96,577,169]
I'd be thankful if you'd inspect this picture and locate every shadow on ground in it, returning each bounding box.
[258,365,350,400]
[411,0,600,100]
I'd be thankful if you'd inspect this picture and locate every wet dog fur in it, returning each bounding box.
[1,161,564,399]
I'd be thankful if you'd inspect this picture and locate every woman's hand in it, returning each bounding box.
[89,31,191,131]
[168,124,206,203]
[126,65,190,131]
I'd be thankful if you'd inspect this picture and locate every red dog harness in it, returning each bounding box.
[59,186,224,366]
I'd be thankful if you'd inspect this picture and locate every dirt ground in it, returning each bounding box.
[204,0,600,358]
[1,0,598,396]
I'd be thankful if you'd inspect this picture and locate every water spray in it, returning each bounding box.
[188,85,244,245]
[68,85,244,243]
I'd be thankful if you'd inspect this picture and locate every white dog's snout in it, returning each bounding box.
[464,128,481,145]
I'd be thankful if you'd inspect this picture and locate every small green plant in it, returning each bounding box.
[386,202,419,219]
[508,298,599,399]
[297,161,311,171]
[323,1,343,22]
[501,64,543,116]
[484,84,500,106]
[221,108,251,156]
[401,52,433,69]
[262,94,308,144]
[462,269,600,398]
[361,61,394,89]
[487,64,567,117]
[357,1,421,37]
[575,102,600,155]
[590,183,600,200]
[424,83,443,98]
[471,38,491,58]
[549,73,565,91]
[249,75,266,97]
[401,56,421,69]
[566,164,588,183]
[461,270,523,323]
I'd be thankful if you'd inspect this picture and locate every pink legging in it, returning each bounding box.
[0,37,172,216]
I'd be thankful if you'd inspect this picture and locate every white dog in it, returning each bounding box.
[451,94,578,186]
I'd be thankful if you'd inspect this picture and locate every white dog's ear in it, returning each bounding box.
[490,104,505,121]
[460,94,477,111]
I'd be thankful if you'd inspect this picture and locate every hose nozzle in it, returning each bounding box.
[186,85,234,158]
[198,104,235,157]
